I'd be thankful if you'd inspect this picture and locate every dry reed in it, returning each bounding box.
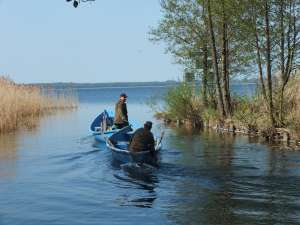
[0,77,78,133]
[284,76,300,132]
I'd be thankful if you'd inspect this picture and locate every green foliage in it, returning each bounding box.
[202,107,219,123]
[233,95,266,130]
[184,72,195,82]
[165,83,192,120]
[164,83,202,125]
[151,0,300,127]
[149,0,206,70]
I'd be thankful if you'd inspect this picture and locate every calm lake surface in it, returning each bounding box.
[1,84,300,225]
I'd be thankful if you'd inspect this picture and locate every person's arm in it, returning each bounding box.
[114,102,121,123]
[122,103,128,122]
[129,130,136,145]
[149,133,155,153]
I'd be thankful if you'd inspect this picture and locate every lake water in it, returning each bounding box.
[1,84,300,225]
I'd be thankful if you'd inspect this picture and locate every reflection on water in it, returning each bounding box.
[161,127,300,225]
[113,171,157,209]
[0,133,18,178]
[112,162,159,208]
[0,133,18,160]
[0,86,300,225]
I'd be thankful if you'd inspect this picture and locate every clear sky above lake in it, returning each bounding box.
[0,0,182,83]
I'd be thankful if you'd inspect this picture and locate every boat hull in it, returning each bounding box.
[96,125,133,143]
[108,144,161,165]
[105,126,161,165]
[93,130,118,143]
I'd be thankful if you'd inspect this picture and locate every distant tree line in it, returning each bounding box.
[150,0,300,127]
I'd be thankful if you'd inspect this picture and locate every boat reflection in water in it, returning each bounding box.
[113,161,159,209]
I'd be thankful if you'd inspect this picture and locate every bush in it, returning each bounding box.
[232,95,265,131]
[202,107,219,124]
[164,82,203,126]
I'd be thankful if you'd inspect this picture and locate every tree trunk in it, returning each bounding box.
[202,41,209,107]
[202,2,210,108]
[255,30,268,102]
[221,0,232,117]
[207,0,226,117]
[279,0,296,126]
[279,85,285,126]
[279,0,285,126]
[264,0,276,127]
[251,1,268,102]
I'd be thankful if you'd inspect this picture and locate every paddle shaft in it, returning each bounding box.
[156,131,165,149]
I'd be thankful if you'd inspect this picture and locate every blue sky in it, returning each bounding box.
[0,0,182,83]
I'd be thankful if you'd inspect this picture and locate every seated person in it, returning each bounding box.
[129,121,155,153]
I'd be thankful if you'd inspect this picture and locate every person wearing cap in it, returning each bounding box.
[129,121,155,153]
[114,93,129,129]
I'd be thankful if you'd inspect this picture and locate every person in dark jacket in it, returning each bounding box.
[129,121,155,153]
[114,93,129,129]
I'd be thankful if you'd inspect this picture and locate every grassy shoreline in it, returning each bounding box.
[153,78,300,147]
[0,77,77,133]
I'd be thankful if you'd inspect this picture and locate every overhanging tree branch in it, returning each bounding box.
[66,0,95,8]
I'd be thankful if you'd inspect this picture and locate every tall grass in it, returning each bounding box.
[0,77,78,133]
[282,76,300,132]
[232,76,300,132]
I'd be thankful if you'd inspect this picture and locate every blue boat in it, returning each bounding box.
[106,127,162,165]
[91,110,120,142]
[91,110,138,143]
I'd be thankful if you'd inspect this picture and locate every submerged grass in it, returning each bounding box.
[0,77,78,133]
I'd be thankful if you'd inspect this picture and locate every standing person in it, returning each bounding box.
[129,121,155,153]
[114,93,129,129]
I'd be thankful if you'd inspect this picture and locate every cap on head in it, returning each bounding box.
[120,93,127,98]
[144,121,153,130]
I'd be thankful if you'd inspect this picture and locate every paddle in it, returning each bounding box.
[156,131,165,149]
[145,131,164,167]
[104,137,115,147]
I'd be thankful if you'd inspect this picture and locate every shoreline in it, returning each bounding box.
[159,115,300,151]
